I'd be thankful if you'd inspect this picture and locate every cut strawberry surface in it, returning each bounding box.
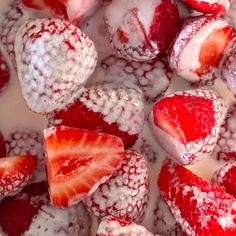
[44,126,124,208]
[158,159,236,235]
[0,155,37,197]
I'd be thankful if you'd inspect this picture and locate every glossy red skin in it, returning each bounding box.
[222,165,236,198]
[0,132,6,158]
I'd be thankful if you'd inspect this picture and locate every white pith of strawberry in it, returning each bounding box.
[169,15,235,85]
[212,103,236,162]
[84,150,149,223]
[0,155,37,198]
[96,217,155,236]
[213,162,236,199]
[150,89,225,165]
[15,17,98,114]
[158,159,236,235]
[47,83,145,148]
[44,126,124,208]
[104,0,180,62]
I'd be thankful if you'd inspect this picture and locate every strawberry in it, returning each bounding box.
[101,55,173,102]
[0,182,91,236]
[220,40,236,97]
[180,0,230,15]
[0,132,6,158]
[0,155,37,197]
[47,83,145,148]
[158,159,236,235]
[169,15,235,85]
[96,217,154,236]
[44,126,124,208]
[225,0,236,30]
[0,50,10,93]
[150,89,225,165]
[104,0,180,61]
[212,104,236,162]
[213,162,236,198]
[84,150,149,223]
[15,18,97,114]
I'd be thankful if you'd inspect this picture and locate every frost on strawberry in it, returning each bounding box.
[104,0,180,62]
[15,18,97,114]
[150,89,225,165]
[158,159,236,235]
[85,150,149,223]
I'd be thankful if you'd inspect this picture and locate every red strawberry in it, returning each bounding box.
[0,132,6,158]
[104,0,180,61]
[44,126,124,208]
[180,0,230,15]
[225,0,236,30]
[48,83,145,148]
[150,89,225,165]
[212,104,236,162]
[220,40,236,97]
[101,55,173,102]
[0,182,91,236]
[0,1,25,67]
[158,159,236,235]
[85,150,149,223]
[213,162,236,198]
[96,217,154,236]
[169,15,235,85]
[0,51,10,93]
[15,18,97,114]
[0,155,37,197]
[5,129,45,180]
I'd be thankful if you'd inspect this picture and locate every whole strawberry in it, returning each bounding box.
[84,150,149,223]
[158,159,236,235]
[150,89,225,165]
[15,18,97,114]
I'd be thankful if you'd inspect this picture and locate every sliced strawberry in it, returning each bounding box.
[213,162,236,198]
[158,159,236,235]
[44,126,124,208]
[0,155,37,197]
[0,132,6,158]
[0,51,10,93]
[150,89,225,165]
[48,84,144,148]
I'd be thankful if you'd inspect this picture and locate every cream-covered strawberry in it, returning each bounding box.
[44,126,124,208]
[48,83,145,148]
[104,0,180,61]
[158,159,236,235]
[169,15,235,85]
[150,89,225,165]
[15,18,97,114]
[84,150,149,223]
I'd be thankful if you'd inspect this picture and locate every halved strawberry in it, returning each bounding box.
[158,159,236,235]
[0,132,6,158]
[0,155,37,197]
[44,126,124,208]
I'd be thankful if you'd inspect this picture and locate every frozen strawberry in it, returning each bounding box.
[0,50,10,93]
[0,181,91,236]
[44,126,124,208]
[213,162,236,198]
[0,1,25,67]
[48,83,144,148]
[150,89,225,165]
[15,18,97,114]
[169,15,235,85]
[153,196,183,235]
[180,0,230,15]
[101,55,173,102]
[85,150,149,223]
[0,155,37,197]
[0,132,6,158]
[212,104,236,162]
[220,40,236,96]
[104,0,180,61]
[225,0,236,30]
[158,159,236,235]
[96,217,154,236]
[5,129,45,171]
